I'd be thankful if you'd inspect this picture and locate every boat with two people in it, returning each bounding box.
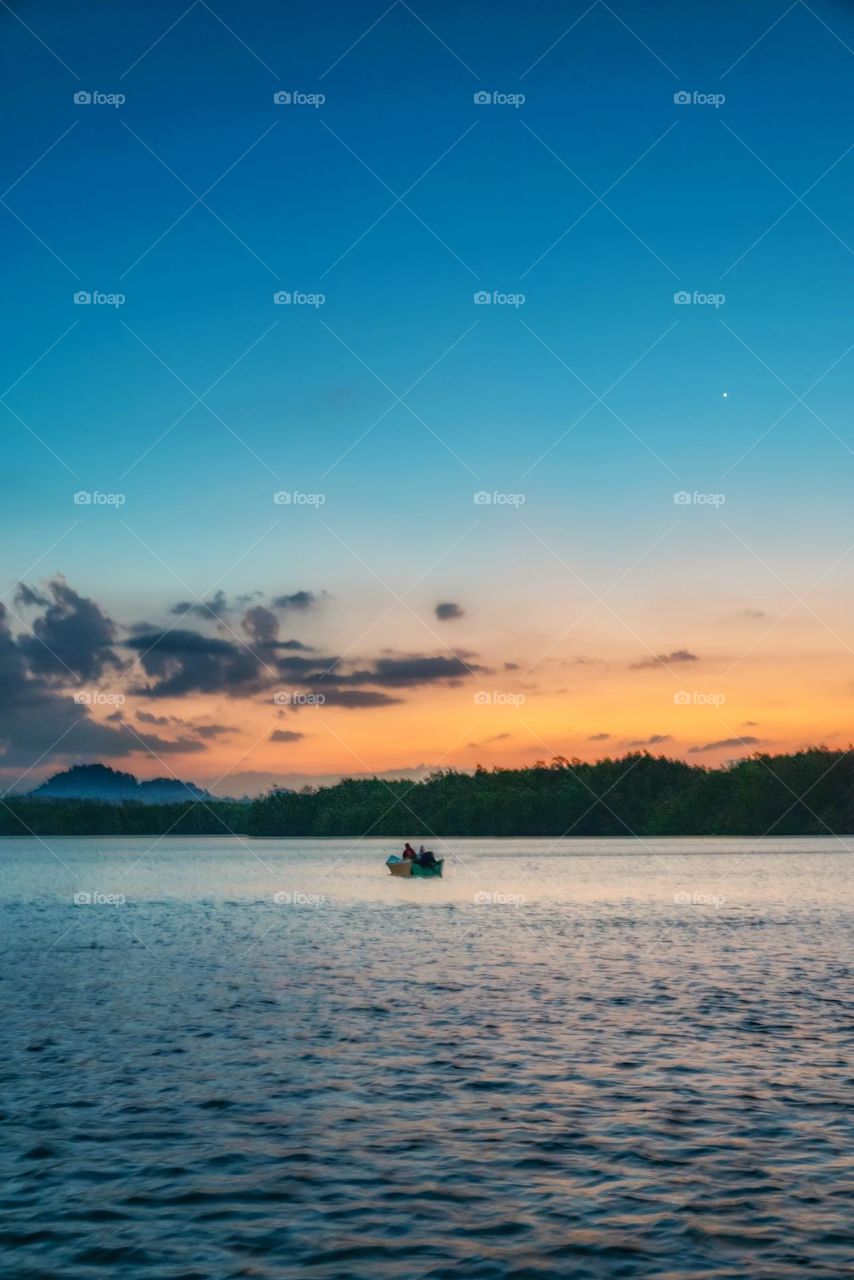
[386,842,444,878]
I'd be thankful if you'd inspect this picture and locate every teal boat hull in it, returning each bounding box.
[387,856,444,878]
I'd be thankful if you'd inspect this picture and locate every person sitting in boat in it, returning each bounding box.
[417,846,437,868]
[401,843,416,860]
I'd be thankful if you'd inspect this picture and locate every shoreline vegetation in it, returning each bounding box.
[2,748,853,837]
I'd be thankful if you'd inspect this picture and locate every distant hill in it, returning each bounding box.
[28,763,212,805]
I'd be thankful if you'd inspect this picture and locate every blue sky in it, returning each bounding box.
[2,0,854,788]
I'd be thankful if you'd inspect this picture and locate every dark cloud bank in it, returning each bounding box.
[1,578,490,774]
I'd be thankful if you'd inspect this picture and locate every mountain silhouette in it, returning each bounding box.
[28,763,211,805]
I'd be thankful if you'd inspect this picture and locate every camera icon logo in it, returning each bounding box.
[273,491,292,505]
[473,91,492,105]
[473,290,491,305]
[473,490,492,505]
[273,290,291,305]
[273,691,291,705]
[73,91,92,105]
[673,491,691,505]
[474,690,491,704]
[673,290,691,305]
[673,90,691,105]
[273,91,292,105]
[73,490,92,504]
[74,291,92,305]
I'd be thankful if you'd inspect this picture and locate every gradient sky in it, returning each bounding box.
[2,0,854,794]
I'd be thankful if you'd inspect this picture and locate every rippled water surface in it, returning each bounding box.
[2,836,853,1279]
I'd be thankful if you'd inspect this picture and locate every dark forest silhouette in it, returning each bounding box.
[2,747,852,837]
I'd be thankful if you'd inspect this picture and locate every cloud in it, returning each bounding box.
[239,607,313,653]
[270,730,305,743]
[14,583,50,608]
[127,630,268,698]
[169,589,230,623]
[310,689,403,708]
[126,631,471,703]
[631,650,698,670]
[129,632,244,657]
[435,601,464,621]
[192,724,235,740]
[127,634,480,703]
[0,600,205,771]
[241,605,279,645]
[17,579,122,684]
[588,732,610,741]
[276,654,332,679]
[272,590,323,612]
[0,575,494,770]
[688,736,763,754]
[468,732,512,748]
[328,654,487,688]
[626,734,673,748]
[135,710,235,740]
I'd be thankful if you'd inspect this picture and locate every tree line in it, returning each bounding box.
[1,748,852,838]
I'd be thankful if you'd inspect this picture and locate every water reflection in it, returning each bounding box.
[2,837,852,1278]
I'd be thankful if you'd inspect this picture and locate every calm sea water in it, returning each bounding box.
[2,836,853,1279]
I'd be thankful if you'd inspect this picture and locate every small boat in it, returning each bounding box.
[386,855,444,878]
